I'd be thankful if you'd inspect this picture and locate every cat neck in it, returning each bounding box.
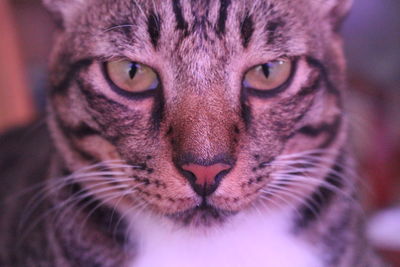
[127,208,322,267]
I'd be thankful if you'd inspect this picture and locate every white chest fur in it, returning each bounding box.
[127,209,322,267]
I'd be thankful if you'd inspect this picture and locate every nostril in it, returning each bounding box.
[180,168,197,184]
[181,163,232,196]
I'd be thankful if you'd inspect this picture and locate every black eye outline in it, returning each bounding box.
[242,57,298,98]
[101,61,161,100]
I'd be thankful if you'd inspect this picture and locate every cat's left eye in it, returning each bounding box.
[243,58,292,92]
[105,60,159,93]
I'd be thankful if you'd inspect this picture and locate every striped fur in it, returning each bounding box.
[0,0,384,266]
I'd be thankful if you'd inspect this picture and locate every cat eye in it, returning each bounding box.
[243,58,292,93]
[105,60,159,94]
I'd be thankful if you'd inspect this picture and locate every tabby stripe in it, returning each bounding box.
[296,115,341,148]
[76,77,164,137]
[50,58,93,96]
[295,154,344,228]
[321,210,352,265]
[278,71,322,128]
[76,78,129,111]
[265,19,285,44]
[57,119,101,139]
[297,72,322,97]
[147,11,161,48]
[240,13,254,48]
[305,56,341,97]
[172,0,188,33]
[55,182,128,260]
[150,85,165,131]
[54,116,98,162]
[216,0,231,35]
[240,90,252,129]
[75,78,134,141]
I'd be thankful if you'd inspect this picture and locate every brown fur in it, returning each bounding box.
[0,0,384,266]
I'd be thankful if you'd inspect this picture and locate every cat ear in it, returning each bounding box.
[320,0,353,31]
[42,0,86,28]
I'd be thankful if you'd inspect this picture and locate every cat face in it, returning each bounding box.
[45,0,351,227]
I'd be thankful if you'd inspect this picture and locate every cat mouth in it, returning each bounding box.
[167,200,236,227]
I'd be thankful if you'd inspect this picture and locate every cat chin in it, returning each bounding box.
[166,202,237,228]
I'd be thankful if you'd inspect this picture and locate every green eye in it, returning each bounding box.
[243,58,292,91]
[105,60,159,93]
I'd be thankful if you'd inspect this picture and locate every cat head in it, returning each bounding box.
[44,0,351,227]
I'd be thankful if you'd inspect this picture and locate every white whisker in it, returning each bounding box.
[102,24,134,34]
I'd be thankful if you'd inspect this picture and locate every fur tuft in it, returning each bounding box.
[42,0,87,28]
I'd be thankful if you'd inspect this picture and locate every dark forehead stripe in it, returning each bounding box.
[147,11,161,48]
[240,13,254,48]
[216,0,231,35]
[190,0,212,34]
[265,19,285,45]
[172,0,188,33]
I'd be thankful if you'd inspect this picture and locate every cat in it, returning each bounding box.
[0,0,385,266]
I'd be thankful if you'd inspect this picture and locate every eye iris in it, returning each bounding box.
[243,58,292,91]
[105,59,159,93]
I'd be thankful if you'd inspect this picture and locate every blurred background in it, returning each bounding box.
[0,0,399,264]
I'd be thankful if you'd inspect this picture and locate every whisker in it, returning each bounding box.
[54,183,132,227]
[270,176,350,201]
[17,157,147,243]
[76,182,144,238]
[19,174,133,231]
[102,24,134,34]
[258,194,287,213]
[117,199,150,246]
[72,188,138,244]
[262,186,319,219]
[19,183,120,244]
[260,188,303,218]
[19,178,135,243]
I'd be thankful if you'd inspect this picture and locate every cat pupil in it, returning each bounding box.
[128,62,137,79]
[261,64,271,78]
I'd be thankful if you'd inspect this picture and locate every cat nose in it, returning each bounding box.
[181,163,232,196]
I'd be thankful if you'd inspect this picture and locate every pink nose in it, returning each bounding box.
[181,163,231,196]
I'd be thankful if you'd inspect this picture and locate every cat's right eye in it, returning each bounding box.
[105,60,159,93]
[243,58,292,93]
